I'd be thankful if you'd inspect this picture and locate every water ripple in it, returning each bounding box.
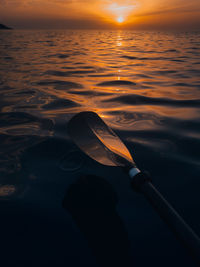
[42,99,80,110]
[45,70,96,77]
[104,94,200,108]
[97,80,137,87]
[0,30,200,205]
[37,80,83,89]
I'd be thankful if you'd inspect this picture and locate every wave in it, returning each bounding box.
[45,70,96,77]
[42,99,80,110]
[103,94,200,108]
[97,80,137,87]
[37,80,83,89]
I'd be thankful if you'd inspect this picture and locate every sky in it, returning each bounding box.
[0,0,200,30]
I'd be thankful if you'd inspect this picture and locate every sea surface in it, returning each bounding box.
[0,30,200,267]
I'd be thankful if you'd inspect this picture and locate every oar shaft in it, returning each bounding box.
[140,180,200,264]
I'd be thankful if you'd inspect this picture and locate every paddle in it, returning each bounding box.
[68,111,200,264]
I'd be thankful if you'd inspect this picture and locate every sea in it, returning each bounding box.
[0,30,200,267]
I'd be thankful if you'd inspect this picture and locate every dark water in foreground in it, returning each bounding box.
[0,30,200,267]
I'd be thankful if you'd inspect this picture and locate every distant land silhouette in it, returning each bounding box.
[0,23,12,29]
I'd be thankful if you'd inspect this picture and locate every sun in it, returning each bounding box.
[117,16,124,24]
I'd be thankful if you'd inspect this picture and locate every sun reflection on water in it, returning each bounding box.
[0,30,200,176]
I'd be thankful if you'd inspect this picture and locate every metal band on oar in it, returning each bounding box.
[68,111,200,265]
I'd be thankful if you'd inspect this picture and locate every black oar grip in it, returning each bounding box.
[130,171,152,192]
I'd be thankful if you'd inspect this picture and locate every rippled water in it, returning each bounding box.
[0,30,200,267]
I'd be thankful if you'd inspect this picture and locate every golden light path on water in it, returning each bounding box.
[0,30,200,267]
[0,30,200,198]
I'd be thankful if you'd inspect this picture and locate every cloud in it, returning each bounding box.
[144,0,199,13]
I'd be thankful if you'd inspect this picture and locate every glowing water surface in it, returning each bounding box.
[0,30,200,267]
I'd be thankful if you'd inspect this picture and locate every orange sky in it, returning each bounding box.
[1,0,200,29]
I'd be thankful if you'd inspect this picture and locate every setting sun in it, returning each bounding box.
[105,2,136,26]
[117,16,124,23]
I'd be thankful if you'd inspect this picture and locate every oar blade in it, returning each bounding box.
[68,111,135,167]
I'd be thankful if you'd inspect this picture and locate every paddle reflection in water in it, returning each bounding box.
[63,175,132,267]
